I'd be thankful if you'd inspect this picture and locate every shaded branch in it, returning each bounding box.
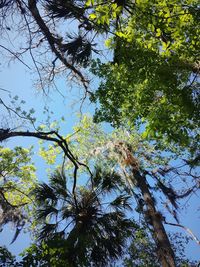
[0,129,92,195]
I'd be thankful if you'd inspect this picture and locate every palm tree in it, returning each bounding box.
[32,167,136,267]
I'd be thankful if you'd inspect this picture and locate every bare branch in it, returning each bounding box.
[0,44,31,69]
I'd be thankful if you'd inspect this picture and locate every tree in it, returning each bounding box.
[0,145,36,243]
[0,1,199,144]
[0,88,199,266]
[0,116,199,266]
[18,226,196,267]
[89,0,200,153]
[0,232,195,267]
[0,0,199,151]
[28,168,136,266]
[0,0,102,92]
[0,1,199,266]
[36,116,200,266]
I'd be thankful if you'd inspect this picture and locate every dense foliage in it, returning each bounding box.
[0,0,199,266]
[89,0,200,153]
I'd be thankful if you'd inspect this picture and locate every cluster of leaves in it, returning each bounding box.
[39,115,174,170]
[0,95,36,129]
[0,146,36,208]
[89,0,200,154]
[0,146,36,242]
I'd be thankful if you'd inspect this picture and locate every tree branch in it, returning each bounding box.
[0,129,92,195]
[28,0,89,89]
[0,44,31,69]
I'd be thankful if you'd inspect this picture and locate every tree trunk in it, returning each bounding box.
[133,170,176,267]
[94,141,176,266]
[115,142,176,266]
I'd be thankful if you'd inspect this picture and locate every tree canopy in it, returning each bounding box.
[0,0,199,266]
[89,0,200,152]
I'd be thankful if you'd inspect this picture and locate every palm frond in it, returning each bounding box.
[44,0,84,20]
[36,205,58,221]
[32,183,57,204]
[61,205,75,220]
[61,35,93,66]
[93,167,123,192]
[38,223,58,240]
[73,42,92,66]
[109,194,132,211]
[10,219,25,244]
[49,171,69,198]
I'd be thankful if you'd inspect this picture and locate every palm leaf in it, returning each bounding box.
[49,171,69,198]
[32,183,57,204]
[38,223,58,240]
[10,219,25,244]
[61,35,93,66]
[109,194,132,211]
[36,205,58,221]
[33,167,137,265]
[93,167,123,192]
[45,0,84,20]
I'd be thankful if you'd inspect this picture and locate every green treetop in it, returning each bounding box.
[88,0,200,154]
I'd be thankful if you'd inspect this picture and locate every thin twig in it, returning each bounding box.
[0,97,36,127]
[0,44,31,69]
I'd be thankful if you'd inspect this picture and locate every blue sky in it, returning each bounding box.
[0,45,200,263]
